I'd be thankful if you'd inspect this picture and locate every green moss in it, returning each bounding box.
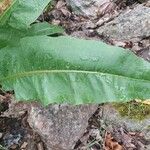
[113,101,150,121]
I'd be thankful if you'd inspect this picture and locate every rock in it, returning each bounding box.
[37,142,44,150]
[20,142,28,149]
[66,0,116,17]
[101,104,150,149]
[97,5,150,42]
[28,104,98,150]
[101,104,150,134]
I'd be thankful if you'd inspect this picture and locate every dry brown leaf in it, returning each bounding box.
[0,0,12,14]
[135,99,150,105]
[104,133,123,150]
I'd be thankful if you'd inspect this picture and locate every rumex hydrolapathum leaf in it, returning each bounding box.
[0,22,64,48]
[27,22,64,36]
[0,0,52,29]
[0,0,18,26]
[0,36,149,105]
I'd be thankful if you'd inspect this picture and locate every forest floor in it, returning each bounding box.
[0,0,150,150]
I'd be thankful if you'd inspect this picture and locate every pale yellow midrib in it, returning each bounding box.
[0,69,149,83]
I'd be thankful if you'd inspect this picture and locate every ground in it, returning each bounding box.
[0,0,150,149]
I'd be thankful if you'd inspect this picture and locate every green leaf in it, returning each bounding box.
[0,0,18,26]
[0,22,64,48]
[27,22,64,36]
[0,36,149,105]
[0,0,52,29]
[0,25,24,48]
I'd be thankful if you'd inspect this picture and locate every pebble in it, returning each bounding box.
[37,142,44,150]
[20,142,28,149]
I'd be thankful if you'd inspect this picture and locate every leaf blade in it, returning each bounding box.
[2,70,150,105]
[0,22,64,48]
[0,36,150,105]
[27,22,64,36]
[0,0,18,26]
[8,0,52,29]
[0,0,52,29]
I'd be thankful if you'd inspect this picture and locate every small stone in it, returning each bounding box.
[37,142,44,150]
[84,21,96,29]
[52,19,61,25]
[10,144,18,149]
[90,129,101,141]
[20,142,28,149]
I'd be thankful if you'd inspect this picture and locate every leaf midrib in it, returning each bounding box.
[0,70,149,83]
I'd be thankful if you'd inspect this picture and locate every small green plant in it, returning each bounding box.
[0,0,150,105]
[113,102,150,120]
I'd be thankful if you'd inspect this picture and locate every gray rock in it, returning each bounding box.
[66,0,113,17]
[97,5,150,41]
[101,104,150,149]
[101,104,150,133]
[28,104,98,150]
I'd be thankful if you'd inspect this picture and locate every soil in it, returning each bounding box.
[0,91,47,150]
[0,0,150,149]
